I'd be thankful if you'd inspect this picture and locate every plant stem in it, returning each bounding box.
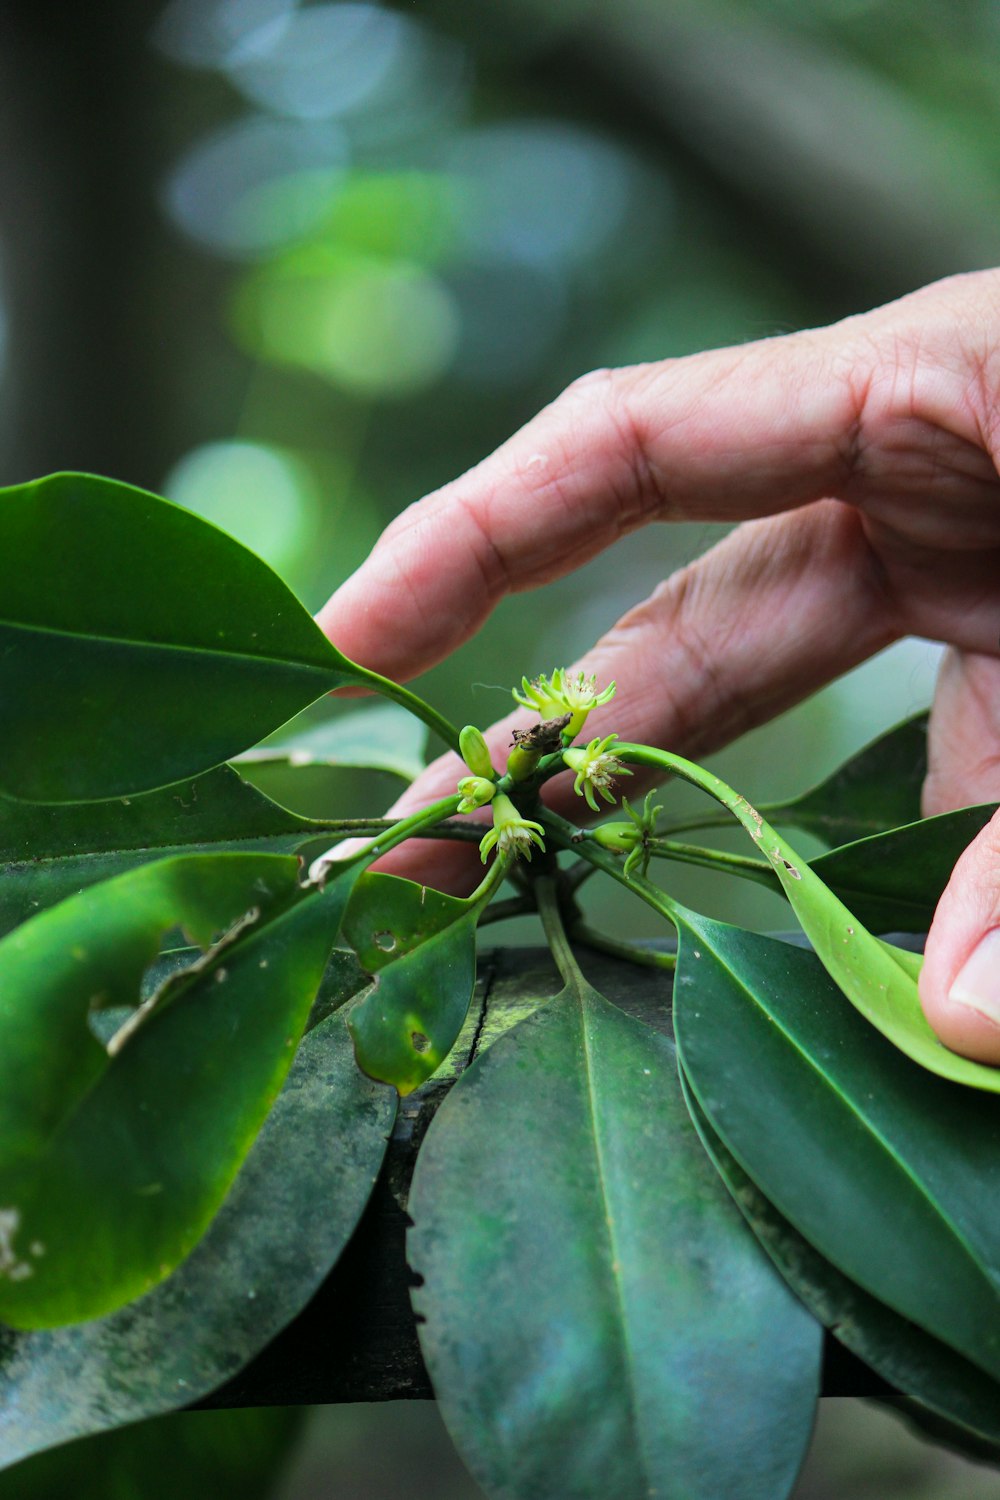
[534,874,589,994]
[298,816,483,844]
[350,664,462,754]
[656,809,734,838]
[539,807,680,930]
[647,837,778,890]
[465,851,513,910]
[571,922,677,972]
[307,794,463,885]
[477,894,535,927]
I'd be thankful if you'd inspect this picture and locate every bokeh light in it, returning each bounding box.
[161,440,316,574]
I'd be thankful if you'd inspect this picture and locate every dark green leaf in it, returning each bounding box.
[238,702,428,782]
[763,711,928,844]
[0,1408,302,1500]
[810,804,997,932]
[0,765,328,940]
[343,872,479,1095]
[0,472,364,801]
[0,852,351,1328]
[680,1073,1000,1450]
[0,1007,393,1469]
[672,911,1000,1381]
[408,975,821,1500]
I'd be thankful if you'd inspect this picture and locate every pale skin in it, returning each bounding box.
[317,269,1000,1065]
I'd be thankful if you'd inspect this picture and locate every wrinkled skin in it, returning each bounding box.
[318,269,1000,1064]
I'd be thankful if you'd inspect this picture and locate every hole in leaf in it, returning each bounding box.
[374,930,397,952]
[411,1030,431,1054]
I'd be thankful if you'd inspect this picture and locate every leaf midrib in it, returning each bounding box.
[576,986,655,1489]
[680,925,999,1307]
[0,615,341,678]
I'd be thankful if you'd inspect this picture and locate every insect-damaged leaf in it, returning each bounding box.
[342,872,478,1095]
[409,972,821,1500]
[622,743,1000,1090]
[0,472,368,801]
[0,1011,393,1470]
[0,852,351,1328]
[672,911,1000,1382]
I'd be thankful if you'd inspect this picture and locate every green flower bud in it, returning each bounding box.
[592,822,642,854]
[456,775,497,814]
[459,725,496,780]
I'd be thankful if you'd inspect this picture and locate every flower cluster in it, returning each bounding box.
[512,669,616,739]
[478,793,546,864]
[562,733,631,813]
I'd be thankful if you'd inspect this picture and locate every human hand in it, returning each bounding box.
[318,270,1000,1064]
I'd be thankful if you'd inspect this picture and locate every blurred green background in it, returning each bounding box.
[2,0,999,1492]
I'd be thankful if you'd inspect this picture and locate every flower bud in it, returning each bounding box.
[592,822,641,854]
[456,775,497,814]
[459,725,496,780]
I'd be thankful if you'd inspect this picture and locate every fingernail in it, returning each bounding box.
[949,930,1000,1024]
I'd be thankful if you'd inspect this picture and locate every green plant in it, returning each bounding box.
[2,471,999,1496]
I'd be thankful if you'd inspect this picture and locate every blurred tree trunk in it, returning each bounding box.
[0,0,180,489]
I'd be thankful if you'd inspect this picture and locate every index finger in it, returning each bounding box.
[316,329,856,680]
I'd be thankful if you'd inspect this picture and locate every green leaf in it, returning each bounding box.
[0,472,365,801]
[0,1007,393,1469]
[0,1408,303,1500]
[408,975,821,1500]
[622,744,1000,1089]
[809,803,997,932]
[0,765,328,940]
[672,912,1000,1382]
[762,711,928,844]
[0,852,352,1328]
[343,871,479,1095]
[680,1072,1000,1450]
[237,702,429,782]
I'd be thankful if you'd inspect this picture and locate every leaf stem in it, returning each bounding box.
[477,894,535,928]
[465,851,513,910]
[307,794,463,885]
[535,874,589,995]
[571,922,677,972]
[349,665,462,754]
[647,837,778,890]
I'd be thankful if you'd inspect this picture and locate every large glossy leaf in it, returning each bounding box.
[623,744,1000,1090]
[0,765,328,940]
[680,1074,1000,1450]
[810,803,997,931]
[0,852,351,1328]
[237,702,428,782]
[342,871,479,1095]
[762,711,928,844]
[0,1008,393,1469]
[0,1408,302,1500]
[672,911,1000,1382]
[409,971,821,1500]
[0,472,365,801]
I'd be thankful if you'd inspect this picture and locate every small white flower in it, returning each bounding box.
[478,793,546,863]
[512,669,616,738]
[563,734,631,813]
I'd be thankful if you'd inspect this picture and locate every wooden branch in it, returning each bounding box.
[194,944,890,1408]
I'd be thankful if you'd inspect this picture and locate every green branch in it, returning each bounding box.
[349,664,462,755]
